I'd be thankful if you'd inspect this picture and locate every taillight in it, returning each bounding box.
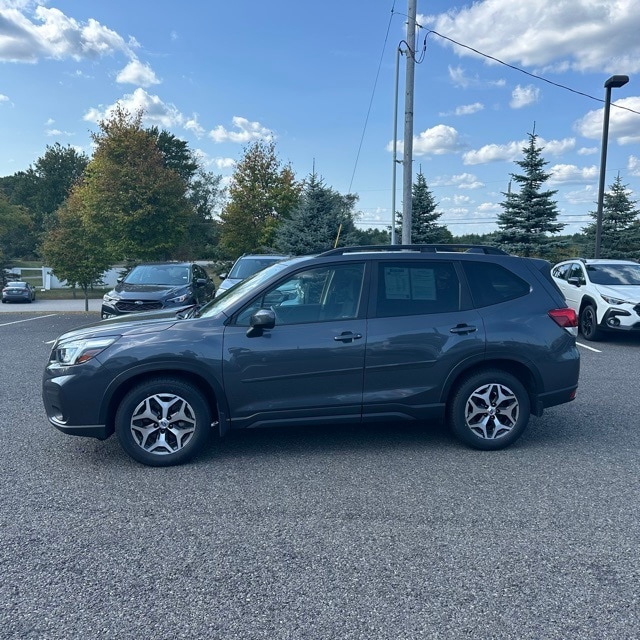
[549,308,578,332]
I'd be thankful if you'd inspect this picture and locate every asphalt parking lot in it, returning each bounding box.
[1,309,639,639]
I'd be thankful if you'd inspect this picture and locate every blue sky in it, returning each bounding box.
[1,0,640,236]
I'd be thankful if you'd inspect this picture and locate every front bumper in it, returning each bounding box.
[600,307,640,332]
[42,363,113,440]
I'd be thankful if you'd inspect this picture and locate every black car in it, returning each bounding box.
[101,262,215,318]
[2,281,36,303]
[44,245,580,467]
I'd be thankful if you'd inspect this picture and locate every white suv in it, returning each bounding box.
[552,258,640,340]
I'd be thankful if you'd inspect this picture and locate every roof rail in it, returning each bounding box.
[318,244,508,257]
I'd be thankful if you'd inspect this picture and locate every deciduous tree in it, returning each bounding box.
[80,107,192,262]
[219,141,301,257]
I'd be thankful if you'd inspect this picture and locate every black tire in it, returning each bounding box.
[115,377,212,466]
[579,304,601,341]
[448,369,530,450]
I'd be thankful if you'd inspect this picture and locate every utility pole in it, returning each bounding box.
[401,0,417,245]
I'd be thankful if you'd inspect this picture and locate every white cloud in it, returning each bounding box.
[116,59,160,87]
[423,0,640,73]
[453,194,472,205]
[411,125,465,155]
[463,137,575,165]
[564,185,597,206]
[577,147,598,156]
[575,96,640,145]
[477,202,501,213]
[431,172,484,190]
[0,4,136,62]
[440,102,484,117]
[548,164,598,184]
[448,65,505,89]
[185,115,205,138]
[0,93,8,103]
[510,84,540,109]
[628,156,640,177]
[84,88,184,129]
[209,116,273,144]
[214,157,236,169]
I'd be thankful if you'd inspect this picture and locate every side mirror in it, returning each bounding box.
[195,278,207,288]
[219,273,227,280]
[246,308,276,337]
[567,277,581,287]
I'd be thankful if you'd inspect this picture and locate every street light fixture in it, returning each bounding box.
[594,74,629,258]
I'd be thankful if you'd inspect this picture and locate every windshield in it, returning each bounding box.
[124,265,190,286]
[199,260,296,318]
[228,256,285,280]
[587,264,640,286]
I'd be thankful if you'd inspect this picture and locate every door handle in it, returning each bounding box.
[449,324,477,335]
[334,332,363,342]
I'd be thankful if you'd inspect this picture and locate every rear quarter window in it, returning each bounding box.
[462,262,530,308]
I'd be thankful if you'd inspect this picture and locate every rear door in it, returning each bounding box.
[363,259,485,421]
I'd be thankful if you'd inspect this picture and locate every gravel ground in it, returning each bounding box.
[1,314,638,639]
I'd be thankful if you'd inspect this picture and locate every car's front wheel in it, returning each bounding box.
[579,304,601,341]
[448,370,530,450]
[115,377,212,466]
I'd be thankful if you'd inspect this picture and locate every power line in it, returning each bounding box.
[348,1,398,195]
[424,29,640,117]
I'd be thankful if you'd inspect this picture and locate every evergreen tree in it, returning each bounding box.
[219,141,301,257]
[497,132,564,257]
[275,172,358,255]
[581,174,640,259]
[396,171,452,243]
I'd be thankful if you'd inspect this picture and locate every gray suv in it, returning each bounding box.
[43,245,580,466]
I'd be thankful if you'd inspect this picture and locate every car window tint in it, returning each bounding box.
[552,264,570,280]
[376,261,460,317]
[235,263,365,326]
[462,262,530,308]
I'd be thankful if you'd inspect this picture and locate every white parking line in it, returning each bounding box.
[0,314,58,327]
[577,342,602,353]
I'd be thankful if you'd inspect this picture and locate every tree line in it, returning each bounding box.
[1,110,639,301]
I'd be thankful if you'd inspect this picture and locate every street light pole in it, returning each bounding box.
[594,74,629,258]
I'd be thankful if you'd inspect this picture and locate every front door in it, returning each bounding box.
[222,262,367,430]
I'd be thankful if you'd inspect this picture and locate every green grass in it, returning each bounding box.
[37,288,110,300]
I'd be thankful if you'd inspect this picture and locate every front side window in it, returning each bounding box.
[568,263,585,284]
[376,261,460,317]
[235,263,366,326]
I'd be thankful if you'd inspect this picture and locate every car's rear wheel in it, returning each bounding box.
[448,370,530,450]
[579,304,601,341]
[115,377,212,466]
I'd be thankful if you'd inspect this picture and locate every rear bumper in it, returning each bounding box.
[533,384,578,416]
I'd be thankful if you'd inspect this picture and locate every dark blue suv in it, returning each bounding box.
[43,245,580,466]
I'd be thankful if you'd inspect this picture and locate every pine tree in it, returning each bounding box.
[581,174,640,259]
[275,172,358,255]
[396,171,452,244]
[497,132,564,257]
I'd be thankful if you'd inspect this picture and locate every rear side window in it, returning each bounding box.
[376,262,460,317]
[462,262,530,308]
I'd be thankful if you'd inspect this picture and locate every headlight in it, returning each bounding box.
[600,294,627,305]
[50,337,118,367]
[167,293,190,304]
[103,292,118,302]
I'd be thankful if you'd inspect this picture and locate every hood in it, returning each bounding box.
[112,282,187,298]
[595,283,640,303]
[55,307,193,344]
